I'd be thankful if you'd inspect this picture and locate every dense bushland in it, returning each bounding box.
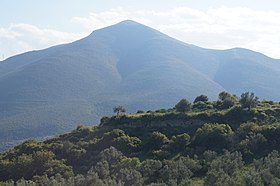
[1,92,280,185]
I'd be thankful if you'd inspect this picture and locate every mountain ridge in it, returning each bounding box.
[0,20,280,151]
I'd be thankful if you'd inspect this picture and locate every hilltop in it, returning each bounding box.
[1,92,280,185]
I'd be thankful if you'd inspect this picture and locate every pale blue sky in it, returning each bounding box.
[1,0,280,59]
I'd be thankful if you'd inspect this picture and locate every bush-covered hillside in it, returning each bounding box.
[1,92,280,185]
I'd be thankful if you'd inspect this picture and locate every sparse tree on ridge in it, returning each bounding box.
[113,106,126,117]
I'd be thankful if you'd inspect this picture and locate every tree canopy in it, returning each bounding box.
[175,99,191,113]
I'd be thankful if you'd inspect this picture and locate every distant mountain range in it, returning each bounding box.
[1,20,280,151]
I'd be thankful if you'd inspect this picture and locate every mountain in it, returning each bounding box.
[0,20,280,151]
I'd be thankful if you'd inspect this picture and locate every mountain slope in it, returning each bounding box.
[0,20,280,151]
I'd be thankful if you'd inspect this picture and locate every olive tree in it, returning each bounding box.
[175,99,191,113]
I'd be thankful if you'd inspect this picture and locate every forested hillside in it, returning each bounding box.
[1,92,280,185]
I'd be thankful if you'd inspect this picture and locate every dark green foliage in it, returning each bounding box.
[159,158,193,185]
[114,135,142,154]
[216,91,237,109]
[194,123,233,150]
[221,97,236,109]
[98,146,124,166]
[194,95,209,103]
[253,151,280,185]
[240,92,259,110]
[147,132,169,151]
[139,159,162,181]
[223,106,257,128]
[0,150,73,181]
[169,133,190,152]
[239,133,268,158]
[15,140,43,154]
[100,116,110,125]
[175,99,191,113]
[136,110,145,114]
[192,101,208,112]
[204,151,244,186]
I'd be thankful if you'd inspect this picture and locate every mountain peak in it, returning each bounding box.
[86,20,149,39]
[85,19,159,44]
[117,20,143,26]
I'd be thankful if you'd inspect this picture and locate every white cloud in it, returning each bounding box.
[0,24,85,60]
[71,7,151,31]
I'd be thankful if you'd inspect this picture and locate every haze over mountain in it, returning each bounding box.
[0,20,280,150]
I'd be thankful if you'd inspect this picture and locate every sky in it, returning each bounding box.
[1,0,280,60]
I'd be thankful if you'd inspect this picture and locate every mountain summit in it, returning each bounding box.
[0,20,280,150]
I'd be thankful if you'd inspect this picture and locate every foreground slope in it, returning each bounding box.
[2,94,280,185]
[0,20,280,150]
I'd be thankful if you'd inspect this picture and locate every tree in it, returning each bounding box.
[239,92,259,110]
[114,135,142,154]
[205,151,244,186]
[219,91,232,101]
[254,151,280,185]
[99,147,123,166]
[221,97,235,109]
[217,91,236,109]
[113,106,126,116]
[159,157,196,185]
[147,132,169,150]
[94,161,110,179]
[239,133,268,158]
[115,168,144,186]
[194,123,233,150]
[194,95,208,103]
[170,133,190,152]
[175,99,191,113]
[139,159,162,179]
